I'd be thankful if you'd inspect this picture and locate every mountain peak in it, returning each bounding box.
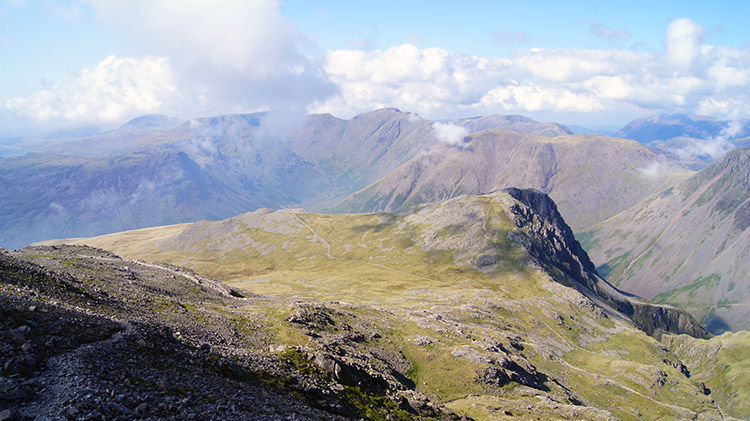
[120,114,184,131]
[452,114,572,137]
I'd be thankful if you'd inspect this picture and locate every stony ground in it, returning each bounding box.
[0,245,461,420]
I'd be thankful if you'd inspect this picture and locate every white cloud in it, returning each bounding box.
[2,0,336,131]
[87,0,336,112]
[315,44,511,117]
[481,83,604,112]
[1,55,175,124]
[697,97,750,119]
[665,18,705,70]
[5,14,750,133]
[432,122,468,147]
[672,138,734,161]
[314,18,750,124]
[639,161,664,178]
[88,0,295,78]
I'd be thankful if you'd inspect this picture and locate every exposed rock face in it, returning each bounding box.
[503,187,597,287]
[501,188,710,339]
[630,303,711,339]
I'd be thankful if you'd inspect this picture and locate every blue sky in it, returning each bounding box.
[282,1,746,55]
[1,0,749,137]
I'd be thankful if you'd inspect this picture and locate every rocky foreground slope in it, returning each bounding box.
[32,189,735,419]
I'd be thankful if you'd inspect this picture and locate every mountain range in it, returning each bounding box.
[616,114,750,143]
[0,109,696,249]
[615,114,750,169]
[332,130,689,230]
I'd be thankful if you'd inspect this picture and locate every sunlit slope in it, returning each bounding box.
[42,189,722,419]
[581,147,750,333]
[332,130,692,230]
[663,331,750,420]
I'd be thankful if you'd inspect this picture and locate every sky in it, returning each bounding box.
[1,0,750,137]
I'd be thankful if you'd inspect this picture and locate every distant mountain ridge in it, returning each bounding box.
[0,109,596,249]
[581,147,750,332]
[616,113,750,143]
[332,129,691,230]
[452,114,573,137]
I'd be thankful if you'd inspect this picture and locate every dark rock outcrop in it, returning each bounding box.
[502,188,710,339]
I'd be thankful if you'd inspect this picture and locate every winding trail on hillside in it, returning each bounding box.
[527,316,700,416]
[285,209,440,284]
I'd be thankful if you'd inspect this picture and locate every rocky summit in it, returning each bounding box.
[26,189,734,419]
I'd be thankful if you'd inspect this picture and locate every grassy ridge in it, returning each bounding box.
[40,192,722,418]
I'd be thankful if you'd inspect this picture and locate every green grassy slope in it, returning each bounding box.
[40,191,726,419]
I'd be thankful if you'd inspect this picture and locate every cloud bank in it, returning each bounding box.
[314,18,750,124]
[1,0,336,132]
[2,11,750,133]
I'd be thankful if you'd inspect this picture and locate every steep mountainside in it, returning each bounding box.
[616,114,750,143]
[285,110,574,208]
[0,113,329,249]
[0,152,260,250]
[283,109,437,207]
[333,130,692,230]
[452,115,572,137]
[581,147,750,333]
[35,190,727,418]
[0,109,612,249]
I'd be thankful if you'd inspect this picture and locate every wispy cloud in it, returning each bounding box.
[638,161,667,178]
[581,19,631,41]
